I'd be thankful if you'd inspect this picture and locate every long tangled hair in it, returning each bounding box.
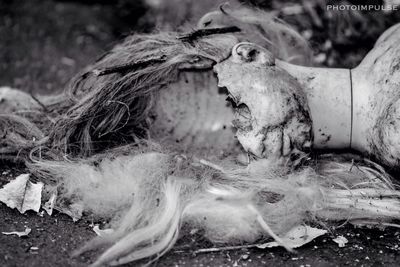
[49,32,239,156]
[0,5,313,159]
[31,151,400,266]
[0,32,239,159]
[50,4,313,157]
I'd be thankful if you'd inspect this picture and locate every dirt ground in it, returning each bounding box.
[1,0,400,266]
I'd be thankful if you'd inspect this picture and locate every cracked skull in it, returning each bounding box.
[214,42,313,158]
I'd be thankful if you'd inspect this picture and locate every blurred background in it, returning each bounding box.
[1,0,400,95]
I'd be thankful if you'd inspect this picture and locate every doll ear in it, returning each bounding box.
[232,42,275,66]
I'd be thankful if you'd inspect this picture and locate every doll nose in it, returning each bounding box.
[232,42,275,66]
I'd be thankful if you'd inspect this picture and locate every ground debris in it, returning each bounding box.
[93,225,114,237]
[191,225,327,255]
[0,174,43,213]
[332,236,348,247]
[256,225,327,249]
[2,227,31,237]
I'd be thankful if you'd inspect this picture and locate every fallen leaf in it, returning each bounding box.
[2,227,31,237]
[0,174,43,213]
[332,236,348,247]
[93,225,114,237]
[43,191,57,215]
[256,225,327,249]
[55,202,84,222]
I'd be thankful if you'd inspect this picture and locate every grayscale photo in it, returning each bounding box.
[1,0,400,266]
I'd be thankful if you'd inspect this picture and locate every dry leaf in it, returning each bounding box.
[55,202,84,222]
[43,191,57,216]
[2,227,31,237]
[0,174,43,213]
[256,225,327,249]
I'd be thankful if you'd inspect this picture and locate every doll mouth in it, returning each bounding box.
[224,89,253,130]
[221,86,269,159]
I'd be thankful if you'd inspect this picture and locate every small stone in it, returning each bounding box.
[189,228,198,235]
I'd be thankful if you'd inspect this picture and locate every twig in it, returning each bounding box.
[302,0,323,28]
[189,244,259,254]
[91,55,167,77]
[29,92,49,113]
[177,26,241,42]
[350,220,400,229]
[219,2,230,15]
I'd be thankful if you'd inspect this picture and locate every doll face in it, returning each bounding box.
[214,42,313,158]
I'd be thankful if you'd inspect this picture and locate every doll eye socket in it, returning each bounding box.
[226,95,238,108]
[236,103,251,120]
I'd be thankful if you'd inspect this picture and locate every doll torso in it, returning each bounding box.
[352,23,400,166]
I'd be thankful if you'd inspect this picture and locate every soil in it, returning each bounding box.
[1,0,400,266]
